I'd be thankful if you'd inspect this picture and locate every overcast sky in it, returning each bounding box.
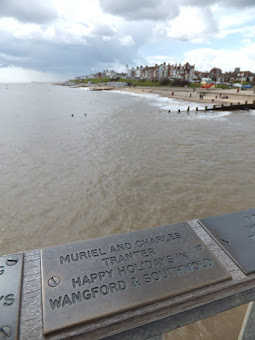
[1,0,255,82]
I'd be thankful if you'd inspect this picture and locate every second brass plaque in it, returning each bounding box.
[0,253,24,340]
[199,209,255,274]
[41,222,230,334]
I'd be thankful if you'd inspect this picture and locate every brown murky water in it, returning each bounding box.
[1,83,254,338]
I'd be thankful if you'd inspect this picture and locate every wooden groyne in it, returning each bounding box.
[173,101,255,114]
[203,102,255,111]
[90,86,114,91]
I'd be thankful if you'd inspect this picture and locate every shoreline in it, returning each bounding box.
[58,82,255,107]
[116,86,255,106]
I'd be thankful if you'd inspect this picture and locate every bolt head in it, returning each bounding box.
[6,256,18,266]
[48,276,60,287]
[0,326,12,337]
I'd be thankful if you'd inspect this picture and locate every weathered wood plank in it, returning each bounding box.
[18,219,254,339]
[19,251,42,340]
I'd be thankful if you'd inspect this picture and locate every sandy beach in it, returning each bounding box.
[118,86,255,106]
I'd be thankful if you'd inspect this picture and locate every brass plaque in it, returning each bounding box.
[199,209,255,275]
[0,253,23,340]
[41,223,230,334]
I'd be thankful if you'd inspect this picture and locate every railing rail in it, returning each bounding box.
[2,211,255,339]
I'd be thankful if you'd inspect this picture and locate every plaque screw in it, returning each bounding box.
[0,325,12,337]
[221,239,230,245]
[6,256,18,266]
[195,245,203,250]
[48,276,60,287]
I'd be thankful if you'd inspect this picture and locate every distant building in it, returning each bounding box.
[236,71,254,82]
[105,70,117,78]
[169,64,178,79]
[167,63,195,81]
[142,65,155,79]
[81,63,255,85]
[159,63,169,79]
[137,62,194,81]
[126,67,135,78]
[201,77,213,83]
[135,66,141,78]
[209,68,222,81]
[87,74,95,79]
[220,69,254,83]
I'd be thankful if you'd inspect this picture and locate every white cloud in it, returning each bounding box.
[242,38,252,45]
[1,0,255,79]
[42,25,56,40]
[181,0,255,8]
[217,8,255,30]
[210,6,255,40]
[92,24,116,37]
[167,6,218,42]
[145,55,177,66]
[99,0,179,21]
[0,66,64,82]
[0,53,29,63]
[0,0,57,23]
[220,0,255,7]
[0,17,89,44]
[119,35,135,47]
[184,45,255,72]
[56,22,88,43]
[52,0,116,27]
[0,18,40,37]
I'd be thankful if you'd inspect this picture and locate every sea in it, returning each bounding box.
[1,82,254,339]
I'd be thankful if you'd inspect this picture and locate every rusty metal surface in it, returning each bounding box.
[199,209,255,275]
[0,253,24,340]
[41,222,230,334]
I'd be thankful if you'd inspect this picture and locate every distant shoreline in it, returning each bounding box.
[56,82,255,106]
[116,86,255,106]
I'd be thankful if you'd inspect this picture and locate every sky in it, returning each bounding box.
[1,0,255,82]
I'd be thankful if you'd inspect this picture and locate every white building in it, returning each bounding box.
[105,70,117,78]
[135,67,142,78]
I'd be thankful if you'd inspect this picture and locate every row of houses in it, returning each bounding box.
[76,63,195,82]
[76,64,254,83]
[129,62,195,81]
[79,70,127,80]
[196,67,254,83]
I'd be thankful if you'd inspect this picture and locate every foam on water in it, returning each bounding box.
[195,111,232,121]
[111,90,232,120]
[77,87,90,91]
[111,90,159,100]
[111,90,205,111]
[249,110,255,116]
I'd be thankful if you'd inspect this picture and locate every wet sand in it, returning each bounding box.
[118,86,255,106]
